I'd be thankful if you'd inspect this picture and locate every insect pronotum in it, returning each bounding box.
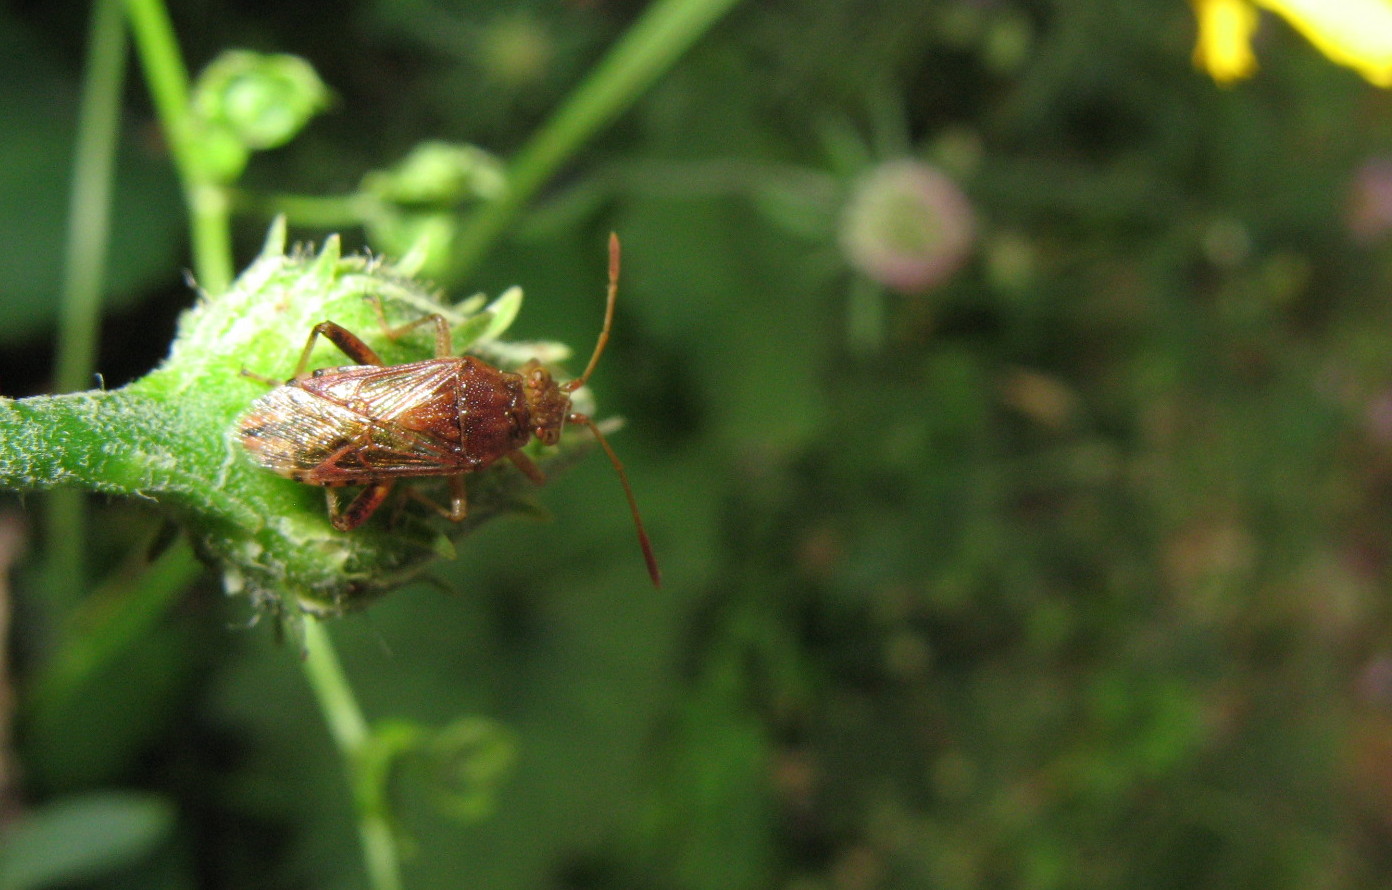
[238,234,661,586]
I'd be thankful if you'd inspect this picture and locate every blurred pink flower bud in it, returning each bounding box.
[1359,654,1392,711]
[840,159,976,293]
[1347,158,1392,242]
[1366,389,1392,441]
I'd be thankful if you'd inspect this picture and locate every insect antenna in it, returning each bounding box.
[561,234,660,586]
[571,414,662,587]
[566,232,621,394]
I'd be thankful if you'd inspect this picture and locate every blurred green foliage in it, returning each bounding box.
[7,0,1392,888]
[0,9,182,347]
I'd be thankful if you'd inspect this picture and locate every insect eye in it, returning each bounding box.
[529,369,547,387]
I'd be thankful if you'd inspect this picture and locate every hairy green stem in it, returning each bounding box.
[0,391,220,503]
[302,620,404,890]
[46,0,129,614]
[448,0,747,279]
[123,0,233,292]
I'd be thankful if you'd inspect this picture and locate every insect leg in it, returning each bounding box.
[366,296,454,358]
[447,474,468,520]
[294,322,386,378]
[328,480,395,530]
[506,450,547,485]
[403,476,469,522]
[239,368,281,387]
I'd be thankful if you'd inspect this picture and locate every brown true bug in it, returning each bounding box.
[238,234,661,586]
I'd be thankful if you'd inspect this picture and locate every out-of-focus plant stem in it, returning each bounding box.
[46,0,127,617]
[124,0,233,294]
[230,189,373,230]
[57,0,125,398]
[448,0,747,280]
[301,620,403,890]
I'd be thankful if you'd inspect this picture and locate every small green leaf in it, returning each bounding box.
[364,211,458,280]
[0,12,182,345]
[478,286,524,343]
[0,792,174,890]
[451,286,525,351]
[449,311,497,352]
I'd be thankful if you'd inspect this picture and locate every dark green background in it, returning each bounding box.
[8,0,1392,887]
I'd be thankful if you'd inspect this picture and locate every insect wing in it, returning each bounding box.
[321,362,474,475]
[239,386,367,476]
[303,360,464,441]
[241,364,467,481]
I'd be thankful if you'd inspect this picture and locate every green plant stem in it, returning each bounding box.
[228,188,373,230]
[46,0,129,615]
[123,0,234,293]
[448,0,747,279]
[301,620,404,890]
[58,0,126,396]
[0,391,188,496]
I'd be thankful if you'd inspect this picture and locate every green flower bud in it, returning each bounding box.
[193,51,330,153]
[362,141,507,207]
[364,211,458,281]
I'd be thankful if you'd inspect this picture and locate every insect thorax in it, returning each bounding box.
[518,359,570,446]
[456,357,535,463]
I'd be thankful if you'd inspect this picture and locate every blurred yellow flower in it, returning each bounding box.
[1193,0,1259,82]
[1192,0,1392,85]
